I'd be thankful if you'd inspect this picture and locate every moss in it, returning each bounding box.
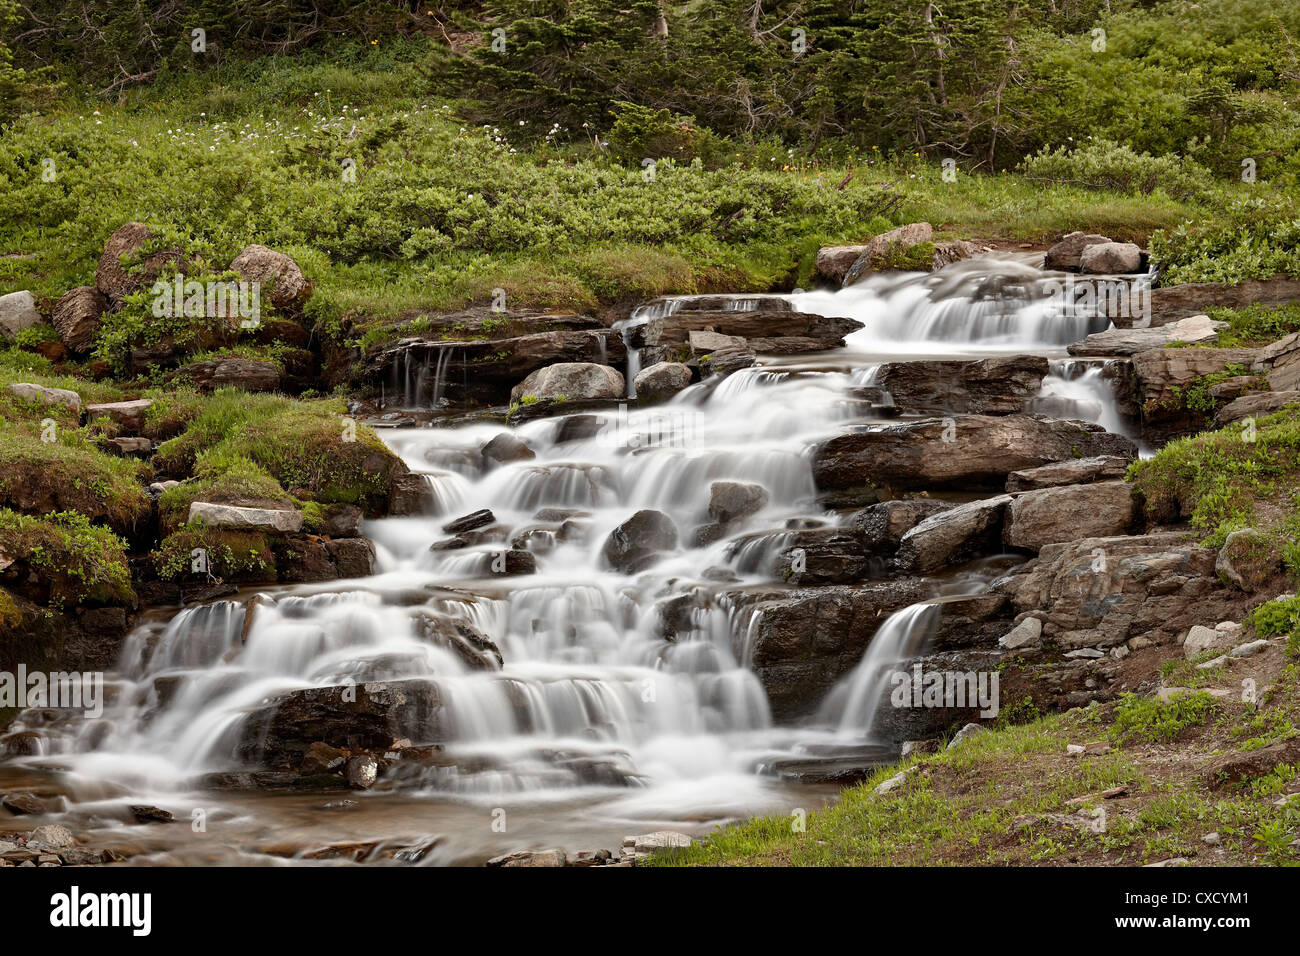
[153,525,276,582]
[0,508,135,609]
[871,240,936,272]
[157,456,293,534]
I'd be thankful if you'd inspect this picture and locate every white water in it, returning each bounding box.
[0,255,1135,861]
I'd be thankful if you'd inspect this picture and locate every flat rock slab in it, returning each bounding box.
[8,382,81,412]
[1067,314,1224,356]
[188,501,303,533]
[85,398,153,431]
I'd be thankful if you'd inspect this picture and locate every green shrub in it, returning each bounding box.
[1111,691,1219,744]
[0,508,134,608]
[1021,138,1214,200]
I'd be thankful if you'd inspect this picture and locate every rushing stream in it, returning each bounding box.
[0,254,1139,864]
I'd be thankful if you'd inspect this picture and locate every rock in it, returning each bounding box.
[1067,314,1225,357]
[129,805,174,823]
[875,355,1049,415]
[774,528,879,585]
[1196,655,1227,670]
[492,849,568,867]
[995,532,1236,651]
[1205,737,1300,790]
[708,481,769,524]
[1003,481,1138,552]
[999,617,1042,650]
[481,433,535,466]
[103,436,152,458]
[442,509,495,534]
[874,771,909,795]
[1045,232,1111,271]
[0,290,42,339]
[300,742,349,775]
[698,346,757,379]
[321,503,363,537]
[1130,346,1259,441]
[1183,626,1225,659]
[1215,528,1282,591]
[633,362,692,404]
[1215,391,1300,427]
[895,496,1012,573]
[96,222,184,302]
[84,398,152,432]
[7,382,81,413]
[628,831,693,855]
[603,510,678,573]
[1203,831,1221,845]
[813,415,1137,494]
[230,244,311,311]
[849,499,953,550]
[636,308,861,354]
[947,723,984,748]
[1263,331,1300,391]
[345,754,378,790]
[178,357,281,392]
[1079,242,1143,274]
[1229,640,1269,658]
[815,245,871,284]
[28,824,75,848]
[688,330,746,355]
[843,222,934,284]
[188,501,304,533]
[326,538,377,578]
[1005,456,1131,492]
[2,793,46,815]
[412,612,504,671]
[737,579,931,719]
[387,473,431,516]
[51,286,107,354]
[510,362,624,403]
[1141,278,1300,327]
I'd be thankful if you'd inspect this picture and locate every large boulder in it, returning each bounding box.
[635,309,861,355]
[188,502,304,533]
[481,433,536,467]
[634,362,692,404]
[51,286,108,355]
[813,415,1137,494]
[1260,331,1300,392]
[1130,346,1259,441]
[1067,314,1225,357]
[96,222,184,303]
[895,496,1012,573]
[178,357,281,392]
[848,499,953,551]
[1141,278,1300,328]
[843,222,933,285]
[1005,455,1131,492]
[875,355,1049,415]
[0,291,41,340]
[1079,242,1143,275]
[995,532,1246,651]
[1003,481,1139,552]
[602,509,678,573]
[815,245,871,284]
[1215,528,1283,592]
[1045,232,1111,272]
[510,362,624,403]
[230,245,312,312]
[709,481,769,524]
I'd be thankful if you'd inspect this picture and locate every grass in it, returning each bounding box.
[0,508,135,609]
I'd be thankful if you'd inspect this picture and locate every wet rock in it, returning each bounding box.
[640,310,860,354]
[51,286,107,354]
[895,496,1012,573]
[849,498,953,551]
[1005,456,1131,492]
[230,244,312,311]
[345,754,378,790]
[96,222,184,302]
[1045,232,1111,272]
[387,473,432,516]
[1079,241,1143,274]
[708,481,769,524]
[129,805,174,824]
[481,433,535,466]
[178,357,281,392]
[326,538,377,578]
[29,824,75,848]
[634,362,692,404]
[1003,481,1139,552]
[1067,314,1224,357]
[300,741,349,775]
[551,413,607,443]
[1215,528,1282,591]
[84,398,152,432]
[602,509,678,573]
[776,528,881,585]
[813,415,1137,494]
[8,382,81,413]
[2,793,47,815]
[0,290,42,339]
[510,362,624,404]
[875,355,1049,415]
[490,849,568,867]
[188,501,303,533]
[412,611,503,670]
[443,509,495,534]
[698,346,757,378]
[237,679,445,769]
[321,503,363,537]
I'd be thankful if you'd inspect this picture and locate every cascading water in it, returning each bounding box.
[0,255,1135,864]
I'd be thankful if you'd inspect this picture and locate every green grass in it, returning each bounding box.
[0,508,134,608]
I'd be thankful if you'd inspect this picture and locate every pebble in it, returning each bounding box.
[1202,832,1220,845]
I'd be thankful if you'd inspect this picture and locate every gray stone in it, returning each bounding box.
[708,481,769,524]
[187,501,303,533]
[0,290,41,339]
[1003,481,1138,552]
[1080,241,1143,275]
[28,825,75,849]
[1183,625,1225,659]
[1229,640,1270,658]
[999,617,1042,650]
[510,362,624,403]
[947,723,984,748]
[85,399,152,432]
[633,362,692,404]
[1045,232,1111,271]
[1067,314,1224,357]
[7,382,81,413]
